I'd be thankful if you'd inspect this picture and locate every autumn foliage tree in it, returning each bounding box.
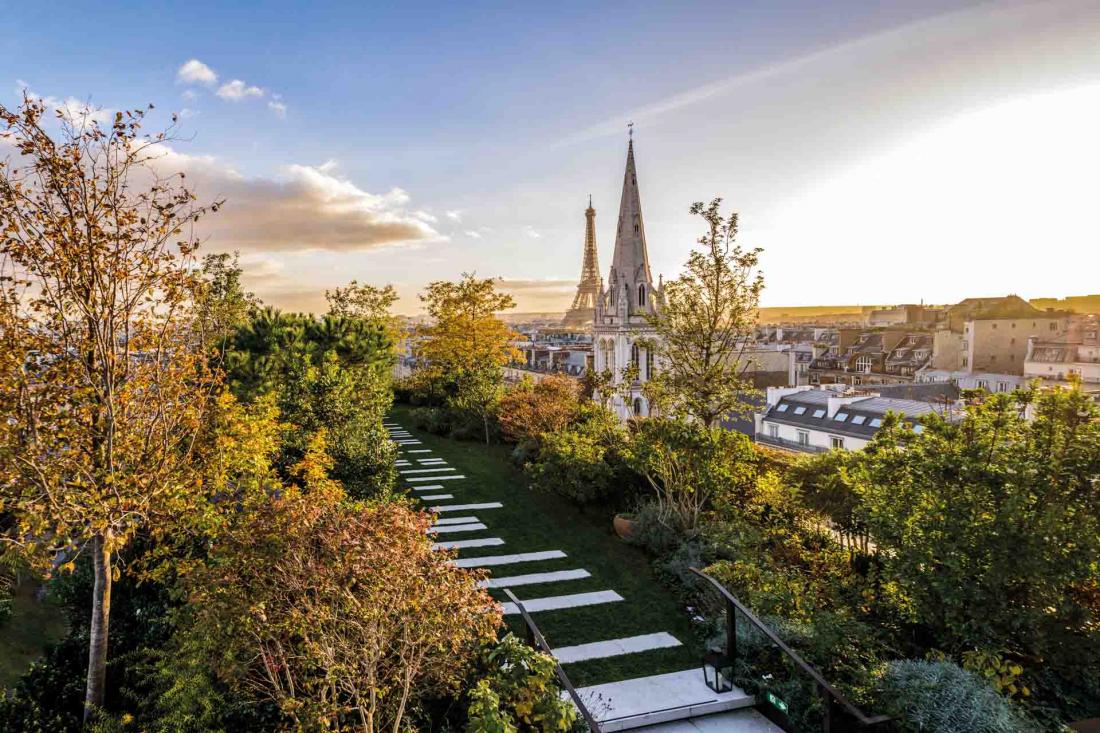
[178,439,501,732]
[414,274,520,443]
[0,97,217,723]
[497,375,581,447]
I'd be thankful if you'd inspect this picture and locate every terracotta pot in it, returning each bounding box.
[613,514,637,540]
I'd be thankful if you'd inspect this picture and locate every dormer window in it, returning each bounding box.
[638,284,646,306]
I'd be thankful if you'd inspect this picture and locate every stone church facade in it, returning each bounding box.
[593,137,664,419]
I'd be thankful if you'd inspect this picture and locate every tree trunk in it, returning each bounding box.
[483,414,490,445]
[83,532,112,726]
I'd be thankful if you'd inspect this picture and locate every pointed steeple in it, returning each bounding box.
[608,136,654,312]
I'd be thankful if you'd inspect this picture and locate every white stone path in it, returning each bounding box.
[387,423,772,732]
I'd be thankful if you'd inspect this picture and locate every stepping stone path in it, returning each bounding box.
[385,423,779,733]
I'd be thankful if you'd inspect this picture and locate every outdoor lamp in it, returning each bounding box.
[702,648,734,692]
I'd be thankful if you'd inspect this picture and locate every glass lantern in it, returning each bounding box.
[702,648,734,692]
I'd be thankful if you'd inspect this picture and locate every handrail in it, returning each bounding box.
[689,568,893,729]
[502,588,602,733]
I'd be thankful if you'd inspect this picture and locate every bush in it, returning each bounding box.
[876,660,1032,733]
[528,427,614,505]
[409,406,452,436]
[465,634,576,733]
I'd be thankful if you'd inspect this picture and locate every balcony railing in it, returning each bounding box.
[756,433,829,453]
[690,568,894,732]
[503,588,602,732]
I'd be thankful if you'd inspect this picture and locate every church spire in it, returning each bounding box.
[609,133,653,297]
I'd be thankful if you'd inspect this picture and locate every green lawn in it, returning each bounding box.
[0,578,67,690]
[390,406,705,687]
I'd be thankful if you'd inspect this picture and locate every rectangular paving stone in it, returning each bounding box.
[408,474,465,482]
[453,550,565,568]
[419,494,453,500]
[407,449,432,453]
[411,484,445,491]
[432,516,478,525]
[400,467,456,474]
[431,502,502,512]
[551,632,682,665]
[433,537,505,551]
[429,523,487,534]
[479,569,591,589]
[501,590,624,615]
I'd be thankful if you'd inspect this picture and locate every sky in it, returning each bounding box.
[3,0,1100,314]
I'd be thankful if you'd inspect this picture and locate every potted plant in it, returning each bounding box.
[613,512,637,540]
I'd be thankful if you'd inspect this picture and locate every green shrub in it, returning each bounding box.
[528,428,614,505]
[876,660,1032,733]
[465,634,576,733]
[409,406,451,435]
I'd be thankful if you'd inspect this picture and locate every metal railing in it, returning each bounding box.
[502,588,602,733]
[690,568,893,733]
[755,433,829,453]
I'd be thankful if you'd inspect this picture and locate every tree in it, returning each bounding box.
[0,97,218,723]
[326,281,399,327]
[856,386,1100,671]
[644,198,764,427]
[496,375,580,447]
[415,274,520,443]
[626,418,757,532]
[196,252,256,358]
[179,439,501,732]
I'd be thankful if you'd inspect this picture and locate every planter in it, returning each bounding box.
[613,514,637,540]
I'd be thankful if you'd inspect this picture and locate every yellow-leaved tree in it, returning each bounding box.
[414,274,520,443]
[0,96,218,723]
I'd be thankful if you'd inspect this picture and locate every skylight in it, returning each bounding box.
[794,406,806,415]
[813,409,825,418]
[851,415,867,425]
[869,418,883,428]
[776,404,789,412]
[834,412,849,421]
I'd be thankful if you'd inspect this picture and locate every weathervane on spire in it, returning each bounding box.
[627,121,634,141]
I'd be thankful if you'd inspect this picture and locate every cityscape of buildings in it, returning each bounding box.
[398,137,1100,454]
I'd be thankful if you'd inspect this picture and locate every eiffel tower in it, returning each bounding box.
[561,196,602,328]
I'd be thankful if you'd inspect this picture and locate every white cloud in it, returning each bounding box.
[177,59,218,86]
[141,145,443,253]
[523,226,541,239]
[217,79,264,101]
[15,80,113,125]
[181,89,198,102]
[445,209,462,222]
[267,100,287,118]
[413,210,437,223]
[464,230,483,239]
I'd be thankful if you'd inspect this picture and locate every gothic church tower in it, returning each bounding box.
[593,134,663,418]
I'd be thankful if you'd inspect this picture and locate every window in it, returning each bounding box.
[977,379,988,389]
[630,343,640,368]
[776,404,789,412]
[797,431,809,446]
[869,418,883,428]
[638,284,646,307]
[633,397,643,416]
[851,415,867,425]
[962,356,969,367]
[1050,322,1058,331]
[812,409,825,418]
[646,349,654,380]
[794,406,807,415]
[912,424,925,434]
[998,381,1010,392]
[830,436,845,450]
[856,355,873,372]
[768,424,779,438]
[992,323,997,329]
[834,412,849,421]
